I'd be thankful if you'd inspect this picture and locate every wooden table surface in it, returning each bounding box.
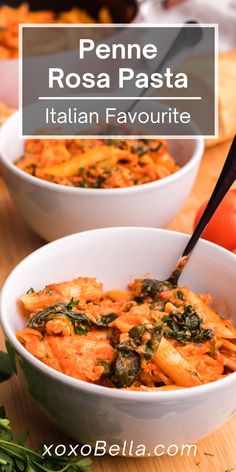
[0,139,236,472]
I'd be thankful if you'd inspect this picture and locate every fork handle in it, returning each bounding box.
[182,134,236,258]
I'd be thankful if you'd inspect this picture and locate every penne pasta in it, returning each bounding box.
[21,277,103,311]
[15,138,179,189]
[221,338,236,352]
[17,275,236,390]
[154,337,202,388]
[222,356,236,371]
[181,288,236,339]
[43,146,136,178]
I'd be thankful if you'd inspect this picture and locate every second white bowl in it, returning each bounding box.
[0,111,203,241]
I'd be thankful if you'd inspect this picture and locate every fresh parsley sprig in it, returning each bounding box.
[0,352,92,471]
[0,406,92,472]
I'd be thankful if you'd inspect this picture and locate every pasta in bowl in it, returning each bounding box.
[1,227,236,449]
[15,138,179,189]
[17,276,236,390]
[0,111,203,240]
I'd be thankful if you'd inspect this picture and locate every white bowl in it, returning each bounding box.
[1,227,236,452]
[0,111,203,241]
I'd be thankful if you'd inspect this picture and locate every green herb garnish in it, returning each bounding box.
[66,298,79,310]
[26,288,35,294]
[0,406,93,471]
[130,142,162,157]
[80,181,89,188]
[93,176,106,188]
[44,288,54,295]
[130,145,147,157]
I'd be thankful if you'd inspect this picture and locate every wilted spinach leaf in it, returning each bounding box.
[112,346,141,388]
[27,302,117,333]
[112,322,164,388]
[129,323,164,360]
[162,305,214,344]
[136,278,175,300]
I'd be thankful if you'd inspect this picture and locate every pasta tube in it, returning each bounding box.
[21,277,103,311]
[181,288,236,339]
[154,337,202,387]
[43,146,136,177]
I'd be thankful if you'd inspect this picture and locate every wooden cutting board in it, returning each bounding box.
[0,139,235,472]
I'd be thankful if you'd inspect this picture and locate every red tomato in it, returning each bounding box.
[194,189,236,251]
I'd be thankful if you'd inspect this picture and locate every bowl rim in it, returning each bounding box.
[1,226,236,402]
[0,111,204,196]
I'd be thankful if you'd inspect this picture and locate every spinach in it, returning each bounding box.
[27,302,117,333]
[66,298,79,310]
[162,305,214,344]
[92,176,106,188]
[174,290,184,300]
[112,303,213,388]
[0,406,93,471]
[111,346,141,388]
[130,145,147,157]
[112,323,164,388]
[79,181,89,188]
[129,323,164,360]
[136,278,175,300]
[74,324,88,335]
